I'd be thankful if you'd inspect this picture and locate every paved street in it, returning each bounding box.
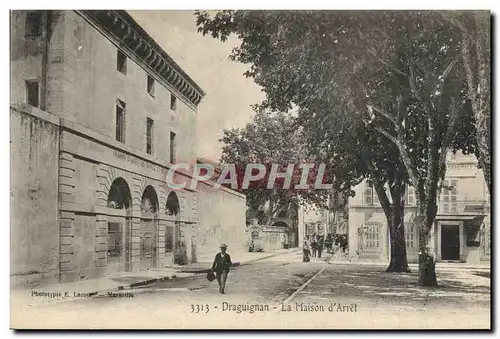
[11,251,490,329]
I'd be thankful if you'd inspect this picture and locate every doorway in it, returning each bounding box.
[441,224,460,261]
[140,220,155,270]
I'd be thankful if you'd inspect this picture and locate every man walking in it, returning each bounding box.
[211,244,232,294]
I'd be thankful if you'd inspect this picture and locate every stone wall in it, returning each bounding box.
[10,103,60,285]
[195,182,246,260]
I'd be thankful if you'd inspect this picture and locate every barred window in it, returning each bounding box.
[170,131,176,164]
[107,223,122,258]
[146,118,154,155]
[165,226,174,252]
[363,223,380,249]
[116,99,126,143]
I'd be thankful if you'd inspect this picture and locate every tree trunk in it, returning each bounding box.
[416,214,437,286]
[386,209,411,273]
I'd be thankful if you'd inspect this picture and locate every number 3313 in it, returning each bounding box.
[191,304,210,313]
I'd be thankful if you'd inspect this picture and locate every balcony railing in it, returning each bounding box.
[438,200,487,215]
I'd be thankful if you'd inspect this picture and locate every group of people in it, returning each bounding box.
[302,236,324,262]
[302,234,348,263]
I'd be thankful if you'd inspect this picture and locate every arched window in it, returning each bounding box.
[166,192,180,216]
[141,185,159,213]
[107,177,132,209]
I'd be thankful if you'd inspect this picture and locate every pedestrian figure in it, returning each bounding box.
[311,239,317,257]
[302,241,310,262]
[211,244,232,294]
[317,237,324,258]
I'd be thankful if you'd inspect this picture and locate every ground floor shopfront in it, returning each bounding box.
[10,104,246,285]
[348,206,491,265]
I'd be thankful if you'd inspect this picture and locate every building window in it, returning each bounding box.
[116,99,126,143]
[25,80,39,107]
[107,223,123,258]
[170,131,176,164]
[442,179,458,213]
[362,223,380,250]
[405,222,415,248]
[165,226,174,252]
[25,11,42,55]
[147,75,155,97]
[146,117,154,155]
[363,182,379,206]
[406,185,416,205]
[170,94,177,111]
[117,50,127,74]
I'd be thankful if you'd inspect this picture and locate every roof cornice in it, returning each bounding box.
[77,10,205,107]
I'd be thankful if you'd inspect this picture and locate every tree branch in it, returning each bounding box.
[368,104,397,128]
[366,48,409,77]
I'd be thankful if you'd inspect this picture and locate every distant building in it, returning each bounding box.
[347,151,490,264]
[297,192,348,246]
[10,10,246,285]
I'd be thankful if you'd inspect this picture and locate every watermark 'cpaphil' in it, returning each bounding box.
[164,163,334,191]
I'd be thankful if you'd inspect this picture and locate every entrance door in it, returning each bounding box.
[140,220,155,270]
[107,222,124,274]
[441,224,460,261]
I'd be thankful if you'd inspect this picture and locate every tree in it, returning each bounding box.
[219,110,331,226]
[196,11,416,273]
[196,10,479,284]
[442,11,491,194]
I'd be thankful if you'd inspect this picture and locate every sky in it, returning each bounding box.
[128,10,265,163]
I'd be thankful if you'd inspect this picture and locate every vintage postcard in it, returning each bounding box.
[9,9,491,330]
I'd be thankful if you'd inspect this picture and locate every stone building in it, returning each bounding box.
[297,193,348,246]
[348,151,490,264]
[10,10,246,285]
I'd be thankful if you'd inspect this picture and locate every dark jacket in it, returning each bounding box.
[212,252,232,273]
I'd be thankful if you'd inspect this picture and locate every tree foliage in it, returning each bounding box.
[197,10,482,284]
[219,110,331,225]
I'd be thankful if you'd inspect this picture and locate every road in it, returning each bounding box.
[11,251,490,329]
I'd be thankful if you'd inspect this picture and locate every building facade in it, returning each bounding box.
[348,151,491,264]
[297,193,348,246]
[10,10,246,285]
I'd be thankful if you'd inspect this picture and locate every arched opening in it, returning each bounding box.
[140,185,159,270]
[166,192,186,264]
[141,185,159,213]
[107,177,132,209]
[107,177,132,273]
[166,191,180,217]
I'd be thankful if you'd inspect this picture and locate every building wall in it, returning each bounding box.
[196,182,247,260]
[347,151,490,264]
[10,103,60,285]
[10,11,45,105]
[10,10,197,166]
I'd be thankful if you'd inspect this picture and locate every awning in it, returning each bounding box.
[365,212,386,225]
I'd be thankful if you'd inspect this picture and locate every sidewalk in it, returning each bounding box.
[11,248,300,307]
